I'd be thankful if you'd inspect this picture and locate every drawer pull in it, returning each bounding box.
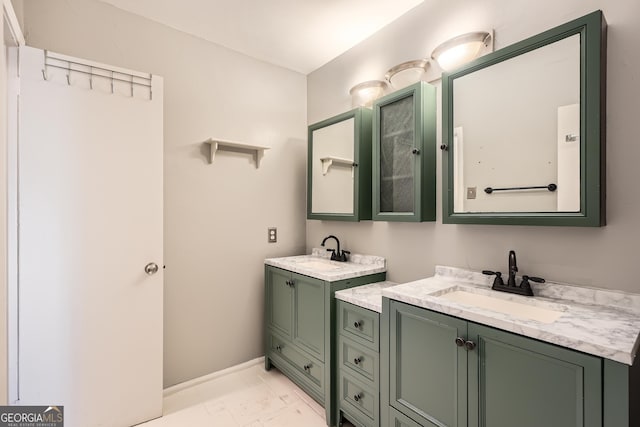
[354,356,363,365]
[353,392,363,402]
[353,320,363,329]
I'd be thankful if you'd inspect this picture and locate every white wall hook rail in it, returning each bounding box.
[41,50,153,100]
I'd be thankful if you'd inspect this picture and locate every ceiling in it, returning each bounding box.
[98,0,424,74]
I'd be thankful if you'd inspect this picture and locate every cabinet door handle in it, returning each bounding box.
[303,363,312,372]
[353,321,363,329]
[353,392,363,402]
[354,356,363,365]
[455,337,465,347]
[285,279,295,287]
[465,340,476,351]
[412,148,420,155]
[275,345,282,351]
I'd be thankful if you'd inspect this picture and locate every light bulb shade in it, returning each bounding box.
[431,31,492,71]
[349,80,388,107]
[384,59,429,89]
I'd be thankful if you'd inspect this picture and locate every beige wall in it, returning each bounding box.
[20,0,307,387]
[307,0,640,293]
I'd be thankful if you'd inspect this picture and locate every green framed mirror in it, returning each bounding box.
[442,10,606,226]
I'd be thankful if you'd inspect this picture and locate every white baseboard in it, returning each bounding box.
[163,356,265,397]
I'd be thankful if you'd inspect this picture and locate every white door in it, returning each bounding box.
[17,46,163,427]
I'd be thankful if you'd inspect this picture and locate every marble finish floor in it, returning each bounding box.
[140,362,353,426]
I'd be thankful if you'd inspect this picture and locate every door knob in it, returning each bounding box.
[144,262,159,275]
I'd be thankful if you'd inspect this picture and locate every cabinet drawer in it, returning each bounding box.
[268,332,324,389]
[389,407,423,427]
[339,372,377,424]
[339,301,379,350]
[339,336,378,384]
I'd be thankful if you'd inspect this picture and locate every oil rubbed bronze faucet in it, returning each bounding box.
[321,235,350,262]
[482,250,545,297]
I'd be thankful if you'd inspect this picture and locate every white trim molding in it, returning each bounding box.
[3,0,25,46]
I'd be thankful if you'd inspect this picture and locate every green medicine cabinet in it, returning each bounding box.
[307,108,373,221]
[442,10,607,226]
[372,81,437,222]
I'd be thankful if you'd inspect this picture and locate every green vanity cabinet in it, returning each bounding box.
[372,81,437,222]
[264,265,386,426]
[336,300,381,427]
[382,299,605,427]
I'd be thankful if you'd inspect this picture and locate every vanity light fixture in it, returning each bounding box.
[431,31,493,72]
[384,59,429,89]
[349,79,388,107]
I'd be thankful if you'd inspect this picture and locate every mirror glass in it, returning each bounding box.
[310,118,355,214]
[452,34,580,213]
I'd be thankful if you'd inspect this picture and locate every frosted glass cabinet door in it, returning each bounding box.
[373,82,436,222]
[379,96,415,213]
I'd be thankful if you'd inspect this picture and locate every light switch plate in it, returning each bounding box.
[467,187,477,199]
[268,227,277,243]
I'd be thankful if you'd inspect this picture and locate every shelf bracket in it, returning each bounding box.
[205,138,270,168]
[320,156,356,177]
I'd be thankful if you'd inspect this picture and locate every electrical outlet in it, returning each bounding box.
[268,227,277,243]
[467,187,477,199]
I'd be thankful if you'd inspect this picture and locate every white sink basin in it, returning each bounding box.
[296,260,342,271]
[436,286,567,324]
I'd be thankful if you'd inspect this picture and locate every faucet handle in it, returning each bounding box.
[335,250,350,262]
[483,270,505,287]
[520,275,545,287]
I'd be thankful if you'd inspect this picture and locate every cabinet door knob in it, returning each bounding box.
[353,392,363,402]
[440,144,449,151]
[303,363,311,372]
[455,337,465,347]
[412,148,420,155]
[353,321,363,329]
[275,345,282,351]
[354,356,363,365]
[465,340,476,351]
[144,262,159,275]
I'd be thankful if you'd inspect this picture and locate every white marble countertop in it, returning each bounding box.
[335,281,398,313]
[382,266,640,365]
[264,248,386,282]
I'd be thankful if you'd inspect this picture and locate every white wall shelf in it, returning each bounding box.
[205,138,270,168]
[320,156,355,176]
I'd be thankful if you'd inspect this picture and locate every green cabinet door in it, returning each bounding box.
[389,300,468,427]
[372,82,436,222]
[266,266,293,337]
[292,272,325,362]
[467,323,602,427]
